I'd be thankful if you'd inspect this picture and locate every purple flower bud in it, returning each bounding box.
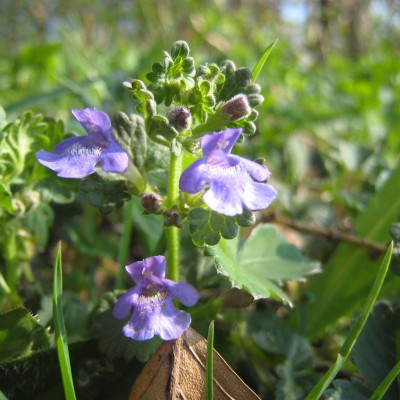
[36,108,129,178]
[179,128,277,216]
[113,256,200,341]
[167,106,192,131]
[141,192,163,214]
[163,208,182,227]
[221,94,251,121]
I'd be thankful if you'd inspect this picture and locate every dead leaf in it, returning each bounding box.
[129,328,260,400]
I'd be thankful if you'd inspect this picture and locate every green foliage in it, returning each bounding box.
[208,224,320,304]
[80,171,134,214]
[146,40,195,106]
[246,310,318,400]
[187,207,255,246]
[0,308,50,362]
[296,161,400,338]
[324,379,371,400]
[324,303,400,399]
[53,243,77,400]
[112,111,148,172]
[352,303,400,399]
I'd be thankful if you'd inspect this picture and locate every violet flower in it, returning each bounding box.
[179,128,277,216]
[113,256,200,341]
[36,108,129,178]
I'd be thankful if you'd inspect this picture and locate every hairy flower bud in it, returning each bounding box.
[163,207,182,227]
[221,94,251,121]
[141,192,163,214]
[167,106,192,132]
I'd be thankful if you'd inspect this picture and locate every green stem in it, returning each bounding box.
[116,198,135,290]
[166,151,183,281]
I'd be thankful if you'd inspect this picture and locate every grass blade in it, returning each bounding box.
[370,358,400,400]
[206,321,215,400]
[53,242,77,400]
[305,241,393,400]
[252,39,278,83]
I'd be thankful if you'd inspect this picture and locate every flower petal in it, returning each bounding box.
[201,128,241,157]
[230,155,271,182]
[126,256,166,283]
[122,295,190,341]
[203,176,244,216]
[71,108,112,141]
[148,298,191,341]
[241,181,277,211]
[164,280,201,306]
[112,287,140,320]
[36,136,103,178]
[100,142,129,173]
[179,158,207,194]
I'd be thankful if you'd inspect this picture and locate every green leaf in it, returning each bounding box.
[252,39,278,83]
[53,243,77,400]
[352,303,400,399]
[0,308,50,362]
[246,311,317,400]
[0,112,65,186]
[324,379,371,400]
[24,202,54,252]
[79,171,133,214]
[112,111,147,171]
[208,224,320,303]
[188,208,251,247]
[305,243,393,400]
[296,160,400,338]
[90,292,161,363]
[217,61,263,107]
[0,183,13,216]
[146,41,195,105]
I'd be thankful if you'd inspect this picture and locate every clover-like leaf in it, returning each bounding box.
[208,224,321,304]
[187,208,255,247]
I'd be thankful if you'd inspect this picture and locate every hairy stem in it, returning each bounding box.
[116,198,135,290]
[166,151,183,281]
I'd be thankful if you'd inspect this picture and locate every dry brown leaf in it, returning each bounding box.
[129,328,260,400]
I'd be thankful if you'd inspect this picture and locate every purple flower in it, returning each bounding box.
[36,108,129,178]
[113,256,200,341]
[179,128,277,216]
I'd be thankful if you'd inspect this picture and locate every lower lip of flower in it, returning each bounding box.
[137,290,168,314]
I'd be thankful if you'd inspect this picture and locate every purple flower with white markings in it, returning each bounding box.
[36,108,129,178]
[113,256,200,341]
[179,128,277,216]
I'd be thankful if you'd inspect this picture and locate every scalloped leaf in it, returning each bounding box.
[208,224,321,304]
[187,208,255,247]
